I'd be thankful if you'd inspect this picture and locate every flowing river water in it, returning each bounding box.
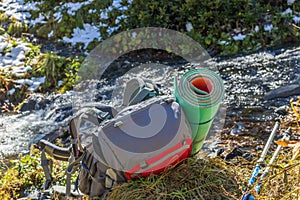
[0,46,300,158]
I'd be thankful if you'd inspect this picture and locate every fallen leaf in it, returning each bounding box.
[276,140,289,147]
[275,140,298,147]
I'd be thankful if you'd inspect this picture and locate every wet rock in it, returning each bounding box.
[274,105,288,116]
[264,84,300,100]
[51,185,83,200]
[221,147,244,160]
[20,99,38,111]
[242,152,253,161]
[230,128,241,135]
[20,94,50,112]
[230,121,245,135]
[201,138,227,158]
[21,189,41,200]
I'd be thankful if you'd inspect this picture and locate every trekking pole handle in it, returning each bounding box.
[257,121,279,163]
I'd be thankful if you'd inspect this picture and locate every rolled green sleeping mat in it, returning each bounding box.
[174,68,224,155]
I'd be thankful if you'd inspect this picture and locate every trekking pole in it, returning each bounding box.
[241,121,280,200]
[254,127,291,195]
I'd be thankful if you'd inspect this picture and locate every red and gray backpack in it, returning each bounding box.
[38,78,193,198]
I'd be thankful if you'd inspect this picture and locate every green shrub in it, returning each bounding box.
[122,0,300,55]
[23,0,300,55]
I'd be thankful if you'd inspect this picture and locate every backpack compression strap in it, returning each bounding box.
[125,138,192,180]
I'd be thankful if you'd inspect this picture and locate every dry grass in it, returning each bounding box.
[107,157,244,200]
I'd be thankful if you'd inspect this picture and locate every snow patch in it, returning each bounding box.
[64,2,84,16]
[112,0,129,11]
[107,26,120,35]
[233,33,246,41]
[48,30,54,38]
[62,24,101,48]
[287,0,295,5]
[115,15,126,24]
[9,12,31,22]
[11,66,32,77]
[61,0,93,16]
[293,16,300,23]
[0,42,8,53]
[29,13,46,26]
[0,41,31,73]
[220,40,229,45]
[282,8,292,15]
[57,80,64,87]
[264,24,273,32]
[89,9,97,14]
[112,0,122,8]
[27,77,46,92]
[15,79,34,85]
[100,11,109,20]
[186,22,193,32]
[53,12,63,23]
[7,88,15,96]
[23,1,40,11]
[0,0,42,23]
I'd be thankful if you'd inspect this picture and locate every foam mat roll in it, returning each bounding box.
[174,68,224,154]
